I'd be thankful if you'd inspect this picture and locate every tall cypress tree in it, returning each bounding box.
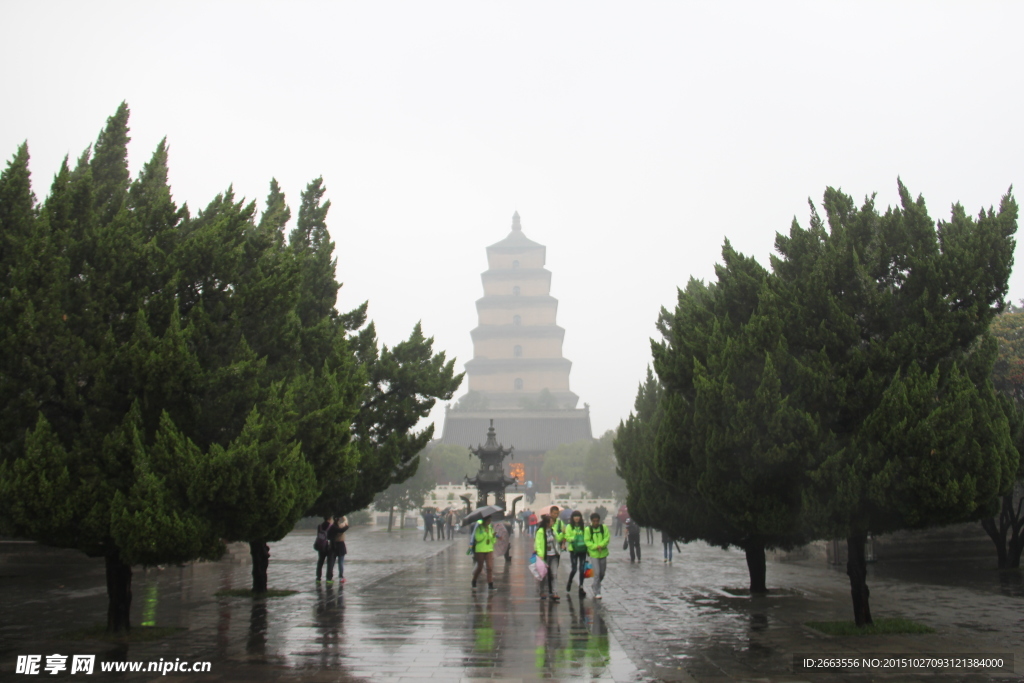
[0,109,226,632]
[984,310,1024,568]
[772,183,1018,625]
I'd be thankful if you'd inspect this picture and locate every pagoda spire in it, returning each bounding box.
[512,211,521,231]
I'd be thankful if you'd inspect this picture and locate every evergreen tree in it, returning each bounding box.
[983,309,1024,568]
[772,182,1018,624]
[0,108,228,632]
[0,104,464,623]
[327,321,464,516]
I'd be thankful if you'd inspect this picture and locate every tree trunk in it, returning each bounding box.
[981,516,1009,569]
[846,535,873,627]
[249,541,269,594]
[387,507,395,532]
[105,552,133,634]
[1008,528,1024,569]
[744,544,768,594]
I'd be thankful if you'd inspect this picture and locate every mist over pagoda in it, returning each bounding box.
[440,212,593,492]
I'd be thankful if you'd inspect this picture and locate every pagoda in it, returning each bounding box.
[440,212,592,492]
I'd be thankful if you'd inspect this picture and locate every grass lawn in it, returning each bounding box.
[806,618,935,636]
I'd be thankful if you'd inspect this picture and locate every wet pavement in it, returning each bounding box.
[1,528,1021,682]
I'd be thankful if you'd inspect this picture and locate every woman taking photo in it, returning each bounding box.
[534,514,562,601]
[563,510,588,598]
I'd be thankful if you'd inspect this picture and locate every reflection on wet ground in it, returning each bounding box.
[1,529,1021,681]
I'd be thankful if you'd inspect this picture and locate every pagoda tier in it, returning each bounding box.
[460,212,579,409]
[442,211,593,492]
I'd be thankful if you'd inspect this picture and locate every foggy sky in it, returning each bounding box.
[2,2,1022,438]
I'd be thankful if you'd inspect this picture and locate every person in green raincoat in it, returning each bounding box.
[471,515,497,590]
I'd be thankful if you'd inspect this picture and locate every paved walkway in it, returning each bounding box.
[1,528,1021,681]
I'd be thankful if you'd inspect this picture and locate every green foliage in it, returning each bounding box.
[620,181,1019,564]
[333,321,463,516]
[991,307,1024,404]
[453,390,489,412]
[616,367,751,550]
[982,309,1024,567]
[371,452,436,519]
[773,183,1019,537]
[582,430,626,498]
[541,432,625,497]
[424,443,476,483]
[542,439,590,484]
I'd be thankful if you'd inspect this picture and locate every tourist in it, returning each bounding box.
[614,504,628,537]
[422,508,435,541]
[446,508,457,539]
[315,515,334,582]
[549,505,567,549]
[527,510,538,536]
[471,514,497,590]
[535,514,562,601]
[662,529,677,563]
[328,515,349,583]
[584,513,610,599]
[626,518,642,562]
[646,526,655,545]
[563,510,588,598]
[435,509,445,540]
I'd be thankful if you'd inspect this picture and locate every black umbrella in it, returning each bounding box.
[462,504,504,526]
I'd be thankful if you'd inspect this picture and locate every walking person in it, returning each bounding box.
[584,513,610,600]
[563,510,589,598]
[422,508,435,541]
[435,509,445,541]
[662,529,676,563]
[527,510,538,537]
[626,518,642,562]
[328,515,349,583]
[471,515,497,590]
[446,508,457,539]
[549,505,566,543]
[535,514,563,601]
[314,515,334,582]
[614,504,628,537]
[646,526,654,545]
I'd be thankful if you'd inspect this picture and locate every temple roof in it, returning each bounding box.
[488,212,544,252]
[440,410,593,453]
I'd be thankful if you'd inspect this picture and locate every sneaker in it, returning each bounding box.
[326,580,333,584]
[578,587,586,598]
[664,558,668,563]
[488,583,496,590]
[551,594,560,601]
[315,578,321,582]
[340,578,346,583]
[595,594,602,599]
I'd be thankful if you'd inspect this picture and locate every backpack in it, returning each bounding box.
[314,523,329,552]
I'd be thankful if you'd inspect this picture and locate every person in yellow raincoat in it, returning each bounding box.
[471,515,497,590]
[535,514,563,600]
